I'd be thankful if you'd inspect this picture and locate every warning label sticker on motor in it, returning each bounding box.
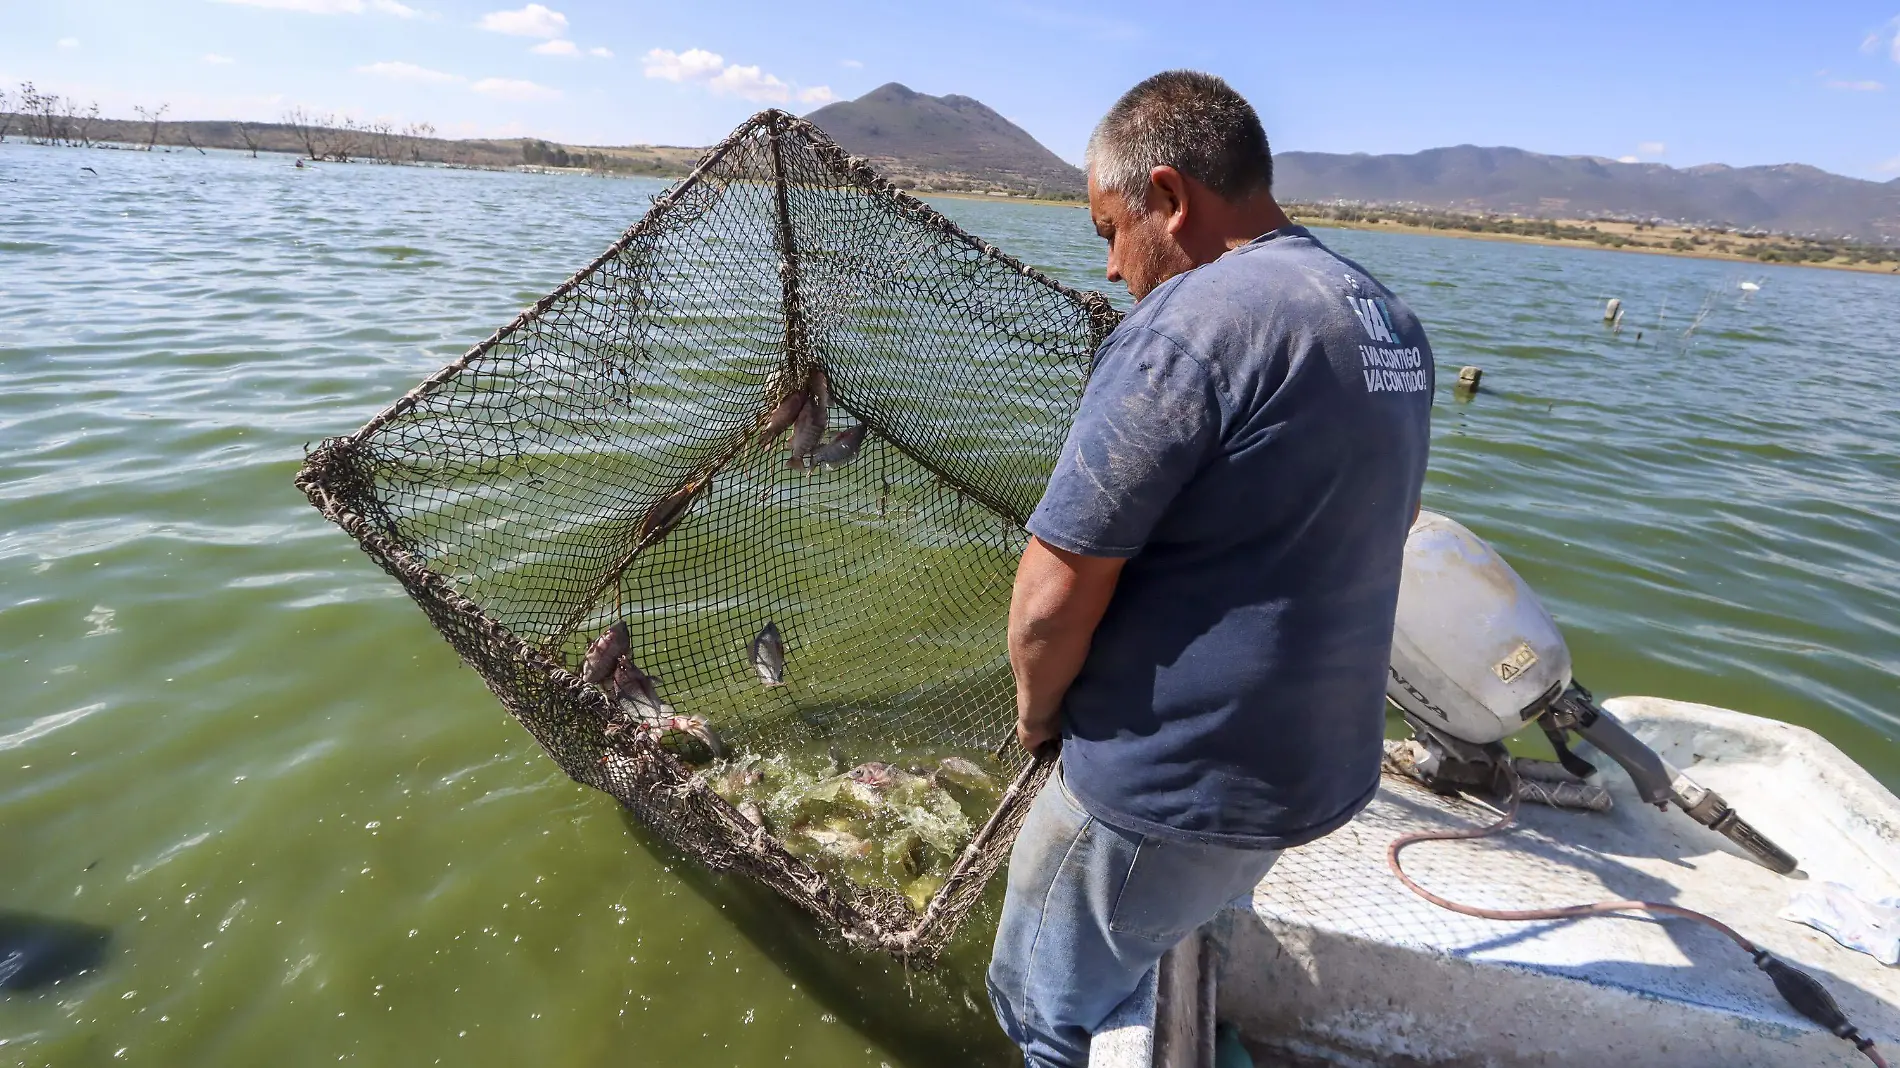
[1495,642,1539,683]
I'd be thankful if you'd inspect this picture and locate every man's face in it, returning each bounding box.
[1087,171,1192,302]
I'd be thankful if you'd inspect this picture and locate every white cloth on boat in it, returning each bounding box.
[1781,882,1900,966]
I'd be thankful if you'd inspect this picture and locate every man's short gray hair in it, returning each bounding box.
[1085,71,1272,214]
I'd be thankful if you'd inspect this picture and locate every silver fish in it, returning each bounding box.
[798,825,872,860]
[807,423,869,470]
[581,620,629,684]
[738,800,768,830]
[708,760,764,800]
[787,367,830,467]
[932,756,995,794]
[749,622,786,686]
[612,655,671,719]
[663,715,727,760]
[757,389,806,449]
[847,761,897,789]
[636,476,707,545]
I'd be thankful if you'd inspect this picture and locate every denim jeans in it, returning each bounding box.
[986,767,1280,1068]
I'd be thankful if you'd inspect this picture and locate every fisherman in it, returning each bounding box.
[989,71,1434,1066]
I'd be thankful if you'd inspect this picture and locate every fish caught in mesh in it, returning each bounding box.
[294,109,1119,959]
[703,746,1005,912]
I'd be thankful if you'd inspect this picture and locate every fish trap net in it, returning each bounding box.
[296,110,1119,959]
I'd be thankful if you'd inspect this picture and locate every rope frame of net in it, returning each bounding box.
[295,109,1121,959]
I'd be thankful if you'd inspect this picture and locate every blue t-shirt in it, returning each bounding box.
[1027,226,1433,849]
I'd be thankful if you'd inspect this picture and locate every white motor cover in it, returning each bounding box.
[1388,512,1573,744]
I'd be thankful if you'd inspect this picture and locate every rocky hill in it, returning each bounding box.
[1274,145,1900,243]
[802,83,1085,199]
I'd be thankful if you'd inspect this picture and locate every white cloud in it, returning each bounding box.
[203,53,236,64]
[371,0,420,15]
[1862,16,1896,52]
[1827,79,1885,91]
[477,3,566,38]
[1868,18,1900,62]
[1637,141,1666,156]
[709,63,790,103]
[589,46,612,58]
[57,37,79,48]
[643,47,726,82]
[840,58,863,69]
[1878,156,1900,174]
[470,77,561,101]
[531,38,579,56]
[356,60,461,83]
[1617,155,1640,164]
[643,47,829,106]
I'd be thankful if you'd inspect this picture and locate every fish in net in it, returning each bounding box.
[295,109,1121,960]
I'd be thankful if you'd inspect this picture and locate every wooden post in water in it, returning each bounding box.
[1455,366,1482,394]
[1604,297,1622,323]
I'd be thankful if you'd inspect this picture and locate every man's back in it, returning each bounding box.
[1027,226,1433,846]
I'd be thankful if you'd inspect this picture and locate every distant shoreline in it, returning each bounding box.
[912,188,1086,209]
[14,139,1891,276]
[1295,213,1900,277]
[916,193,1900,276]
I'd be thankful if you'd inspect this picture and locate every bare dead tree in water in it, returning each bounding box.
[366,119,397,164]
[49,95,76,145]
[132,103,169,151]
[32,87,70,145]
[307,113,351,162]
[400,121,435,164]
[343,118,368,162]
[322,116,362,162]
[17,83,44,142]
[18,82,53,143]
[283,107,322,159]
[310,114,338,160]
[73,101,100,147]
[233,121,261,157]
[4,83,98,147]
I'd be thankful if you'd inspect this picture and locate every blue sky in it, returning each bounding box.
[5,0,1899,180]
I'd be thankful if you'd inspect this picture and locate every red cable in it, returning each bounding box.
[1387,772,1887,1067]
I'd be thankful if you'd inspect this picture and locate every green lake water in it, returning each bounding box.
[3,142,1897,1067]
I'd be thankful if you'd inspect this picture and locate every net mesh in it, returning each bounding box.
[296,110,1120,959]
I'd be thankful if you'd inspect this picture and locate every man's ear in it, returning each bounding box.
[1148,165,1190,235]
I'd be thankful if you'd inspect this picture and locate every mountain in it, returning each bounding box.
[803,83,1085,198]
[23,94,1896,240]
[1273,145,1900,243]
[796,86,1898,239]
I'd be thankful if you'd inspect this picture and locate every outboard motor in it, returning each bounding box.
[1387,512,1798,875]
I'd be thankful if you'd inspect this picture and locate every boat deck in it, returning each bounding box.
[1093,698,1900,1068]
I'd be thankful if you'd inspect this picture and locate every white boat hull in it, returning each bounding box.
[1090,698,1900,1067]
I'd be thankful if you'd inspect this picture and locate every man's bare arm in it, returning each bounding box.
[1009,536,1126,754]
